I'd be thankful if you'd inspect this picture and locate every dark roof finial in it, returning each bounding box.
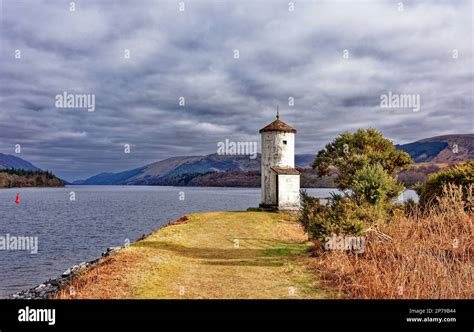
[259,105,297,133]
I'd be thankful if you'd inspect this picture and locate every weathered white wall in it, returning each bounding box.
[260,131,295,206]
[277,174,300,210]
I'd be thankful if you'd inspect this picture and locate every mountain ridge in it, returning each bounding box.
[72,134,473,186]
[0,153,42,171]
[73,153,316,185]
[396,134,473,163]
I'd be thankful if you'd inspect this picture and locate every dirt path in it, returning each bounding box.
[56,211,331,299]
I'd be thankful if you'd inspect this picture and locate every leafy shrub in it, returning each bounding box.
[299,191,386,241]
[351,164,403,205]
[301,129,413,241]
[298,190,326,235]
[313,128,412,190]
[310,200,375,241]
[416,161,474,208]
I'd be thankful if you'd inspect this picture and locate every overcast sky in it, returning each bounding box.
[0,0,472,181]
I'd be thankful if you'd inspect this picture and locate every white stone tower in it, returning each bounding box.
[259,112,300,211]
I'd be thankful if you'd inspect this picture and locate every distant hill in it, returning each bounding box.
[0,169,64,188]
[394,134,473,188]
[0,153,41,171]
[396,134,473,163]
[72,134,473,187]
[0,153,65,188]
[72,167,146,185]
[73,153,317,186]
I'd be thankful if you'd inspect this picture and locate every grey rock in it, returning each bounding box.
[7,243,128,299]
[61,268,73,277]
[34,284,46,291]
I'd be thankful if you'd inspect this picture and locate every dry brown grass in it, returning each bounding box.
[306,184,473,299]
[54,250,148,299]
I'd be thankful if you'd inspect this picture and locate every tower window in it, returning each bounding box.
[283,140,287,145]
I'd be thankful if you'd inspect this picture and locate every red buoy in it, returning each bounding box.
[15,193,20,205]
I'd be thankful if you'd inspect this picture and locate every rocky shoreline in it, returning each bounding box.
[8,246,123,299]
[6,217,190,299]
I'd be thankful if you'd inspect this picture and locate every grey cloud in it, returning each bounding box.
[0,0,472,181]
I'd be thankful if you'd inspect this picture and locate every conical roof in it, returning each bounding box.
[259,118,296,134]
